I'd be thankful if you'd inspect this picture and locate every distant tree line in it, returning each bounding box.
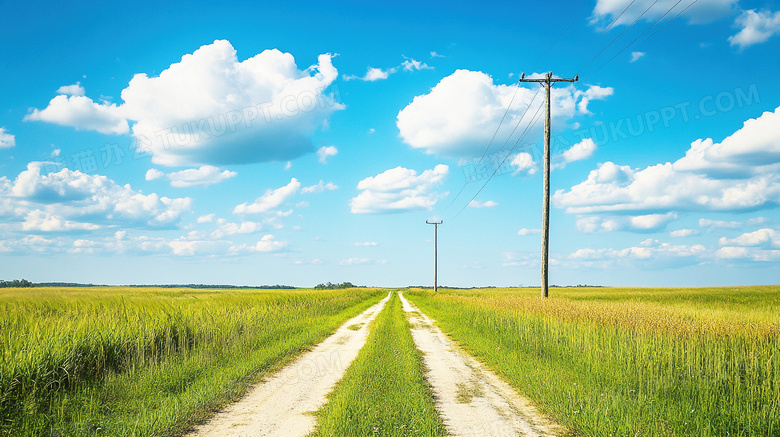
[314,282,361,289]
[33,283,296,289]
[0,279,34,288]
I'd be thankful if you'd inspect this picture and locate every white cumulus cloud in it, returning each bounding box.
[397,69,612,157]
[0,128,15,148]
[25,94,129,135]
[302,180,338,193]
[468,200,498,208]
[234,178,300,214]
[670,229,699,237]
[729,9,780,49]
[719,228,780,248]
[317,146,338,164]
[554,107,780,215]
[0,162,191,230]
[145,168,164,180]
[350,164,448,214]
[166,165,237,188]
[56,82,86,96]
[27,40,342,167]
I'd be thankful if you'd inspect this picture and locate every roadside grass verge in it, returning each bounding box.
[0,287,384,436]
[311,291,446,436]
[405,286,780,437]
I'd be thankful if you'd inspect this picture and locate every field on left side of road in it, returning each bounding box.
[0,286,384,436]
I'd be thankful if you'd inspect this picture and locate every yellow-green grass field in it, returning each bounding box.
[0,286,384,436]
[405,286,780,436]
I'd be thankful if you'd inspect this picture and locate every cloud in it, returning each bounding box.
[234,178,300,214]
[22,210,100,232]
[397,69,612,157]
[27,40,342,167]
[339,257,387,265]
[0,128,15,148]
[719,228,780,248]
[468,200,498,208]
[401,58,432,71]
[699,217,767,229]
[343,57,431,82]
[317,145,338,164]
[555,138,597,169]
[56,82,85,96]
[670,229,699,237]
[554,106,780,215]
[430,51,445,58]
[512,152,538,175]
[350,164,448,214]
[25,94,129,135]
[212,220,262,238]
[197,214,215,223]
[591,0,738,27]
[518,228,541,236]
[166,165,237,187]
[145,168,164,180]
[353,241,378,247]
[715,245,780,261]
[630,52,646,63]
[230,234,287,252]
[570,238,707,269]
[575,212,678,233]
[302,180,338,193]
[0,162,191,230]
[344,66,396,81]
[729,9,780,49]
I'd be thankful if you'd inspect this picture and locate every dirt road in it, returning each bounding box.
[399,292,566,437]
[189,292,391,437]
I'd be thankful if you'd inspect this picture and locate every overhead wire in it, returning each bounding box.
[599,0,638,36]
[574,0,659,76]
[637,0,699,47]
[439,14,576,219]
[448,96,546,222]
[582,0,695,80]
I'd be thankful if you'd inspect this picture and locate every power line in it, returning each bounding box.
[444,86,541,212]
[444,15,578,214]
[599,0,638,36]
[582,0,684,80]
[575,0,659,76]
[637,0,698,47]
[448,95,546,222]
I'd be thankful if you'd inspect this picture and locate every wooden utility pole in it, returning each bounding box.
[518,72,578,298]
[426,220,442,292]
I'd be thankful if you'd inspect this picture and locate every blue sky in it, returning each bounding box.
[1,0,779,287]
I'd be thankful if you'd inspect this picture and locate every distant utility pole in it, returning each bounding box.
[426,220,442,293]
[519,72,578,298]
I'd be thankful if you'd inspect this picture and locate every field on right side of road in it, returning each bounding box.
[405,286,780,436]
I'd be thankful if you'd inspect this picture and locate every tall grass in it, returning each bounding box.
[312,291,446,436]
[405,286,780,436]
[0,286,384,436]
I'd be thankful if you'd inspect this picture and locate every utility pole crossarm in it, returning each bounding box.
[517,71,578,299]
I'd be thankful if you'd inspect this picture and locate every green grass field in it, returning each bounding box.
[405,286,780,436]
[0,286,384,436]
[3,285,778,436]
[312,291,445,436]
